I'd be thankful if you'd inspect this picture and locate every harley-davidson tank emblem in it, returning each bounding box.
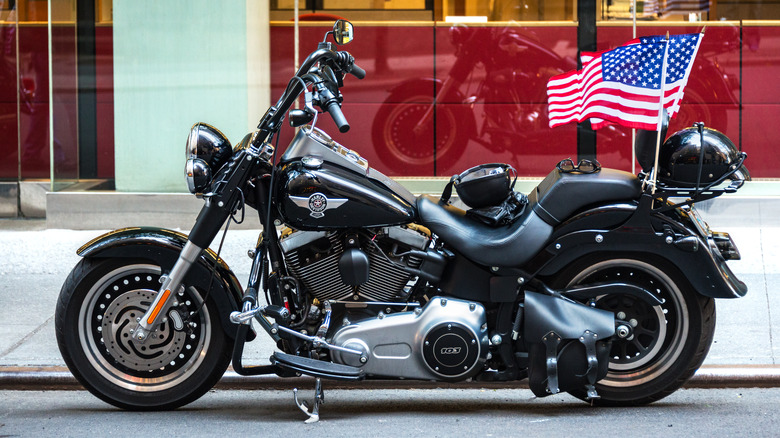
[290,193,348,218]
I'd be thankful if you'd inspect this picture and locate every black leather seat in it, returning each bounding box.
[416,195,553,268]
[416,168,641,268]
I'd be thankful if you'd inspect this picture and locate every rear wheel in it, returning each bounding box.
[558,257,716,405]
[55,258,232,410]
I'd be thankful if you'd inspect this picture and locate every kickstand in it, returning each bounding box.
[293,377,324,423]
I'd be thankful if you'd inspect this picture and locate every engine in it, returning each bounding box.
[280,226,483,381]
[279,225,430,303]
[330,297,489,381]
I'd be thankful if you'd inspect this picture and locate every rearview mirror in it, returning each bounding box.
[333,20,353,45]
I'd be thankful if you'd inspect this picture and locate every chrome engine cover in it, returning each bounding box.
[330,297,489,381]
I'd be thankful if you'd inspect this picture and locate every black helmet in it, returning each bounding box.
[659,126,749,188]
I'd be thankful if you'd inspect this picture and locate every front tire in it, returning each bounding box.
[371,93,467,175]
[55,258,232,410]
[557,257,716,406]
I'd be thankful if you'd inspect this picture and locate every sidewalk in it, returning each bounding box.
[1,195,779,389]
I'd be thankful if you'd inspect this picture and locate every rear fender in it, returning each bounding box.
[77,227,249,339]
[528,197,747,299]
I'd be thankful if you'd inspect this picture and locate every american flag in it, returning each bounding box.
[547,33,703,130]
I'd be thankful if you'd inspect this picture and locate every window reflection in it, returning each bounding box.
[1,0,779,185]
[0,0,80,180]
[0,2,17,180]
[372,24,578,175]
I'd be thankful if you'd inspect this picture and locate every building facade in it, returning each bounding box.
[1,0,778,217]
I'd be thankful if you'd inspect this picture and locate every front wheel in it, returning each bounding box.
[371,93,469,175]
[55,258,232,410]
[557,257,716,405]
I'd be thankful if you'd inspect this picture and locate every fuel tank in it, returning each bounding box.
[277,127,417,230]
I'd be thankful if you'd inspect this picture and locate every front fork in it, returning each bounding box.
[131,196,228,342]
[133,241,204,342]
[132,147,264,342]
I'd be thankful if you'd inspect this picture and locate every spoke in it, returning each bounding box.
[632,326,658,338]
[631,337,650,355]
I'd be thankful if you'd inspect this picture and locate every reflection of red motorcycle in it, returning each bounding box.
[372,25,739,175]
[372,26,576,174]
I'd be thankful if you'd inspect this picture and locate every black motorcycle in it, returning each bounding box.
[56,21,750,422]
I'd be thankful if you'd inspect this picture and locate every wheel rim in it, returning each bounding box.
[77,264,211,392]
[568,259,689,388]
[381,98,458,167]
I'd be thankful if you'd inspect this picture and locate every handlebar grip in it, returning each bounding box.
[350,64,366,80]
[326,101,350,133]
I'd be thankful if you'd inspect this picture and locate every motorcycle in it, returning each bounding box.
[56,21,750,422]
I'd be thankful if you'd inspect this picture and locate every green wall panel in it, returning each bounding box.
[113,0,249,192]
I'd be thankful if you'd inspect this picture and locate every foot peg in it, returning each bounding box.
[293,378,324,423]
[270,351,364,380]
[230,304,290,325]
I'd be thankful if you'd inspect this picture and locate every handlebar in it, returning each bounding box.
[325,100,350,133]
[254,46,362,145]
[316,82,349,133]
[349,63,366,80]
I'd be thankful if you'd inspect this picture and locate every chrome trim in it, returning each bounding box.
[331,297,488,379]
[134,241,203,341]
[329,300,421,308]
[276,325,363,356]
[230,304,266,325]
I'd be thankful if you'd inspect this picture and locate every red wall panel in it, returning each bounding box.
[95,25,115,179]
[17,25,51,179]
[3,24,114,180]
[270,24,436,177]
[433,24,578,176]
[270,23,581,177]
[741,25,780,177]
[0,21,19,180]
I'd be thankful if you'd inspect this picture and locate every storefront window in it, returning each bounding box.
[0,2,18,182]
[2,0,779,211]
[592,0,780,177]
[443,0,575,22]
[267,0,780,178]
[601,0,780,21]
[0,0,114,186]
[269,1,578,177]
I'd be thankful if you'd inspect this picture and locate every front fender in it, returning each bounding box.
[385,77,441,99]
[529,200,747,299]
[77,227,249,339]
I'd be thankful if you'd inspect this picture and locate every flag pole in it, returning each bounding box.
[650,32,671,195]
[631,0,637,175]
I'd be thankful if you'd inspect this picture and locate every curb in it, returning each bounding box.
[3,365,780,391]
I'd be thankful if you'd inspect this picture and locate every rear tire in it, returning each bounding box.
[557,256,716,406]
[55,258,232,410]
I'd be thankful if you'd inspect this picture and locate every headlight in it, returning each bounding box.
[185,158,211,194]
[185,123,232,194]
